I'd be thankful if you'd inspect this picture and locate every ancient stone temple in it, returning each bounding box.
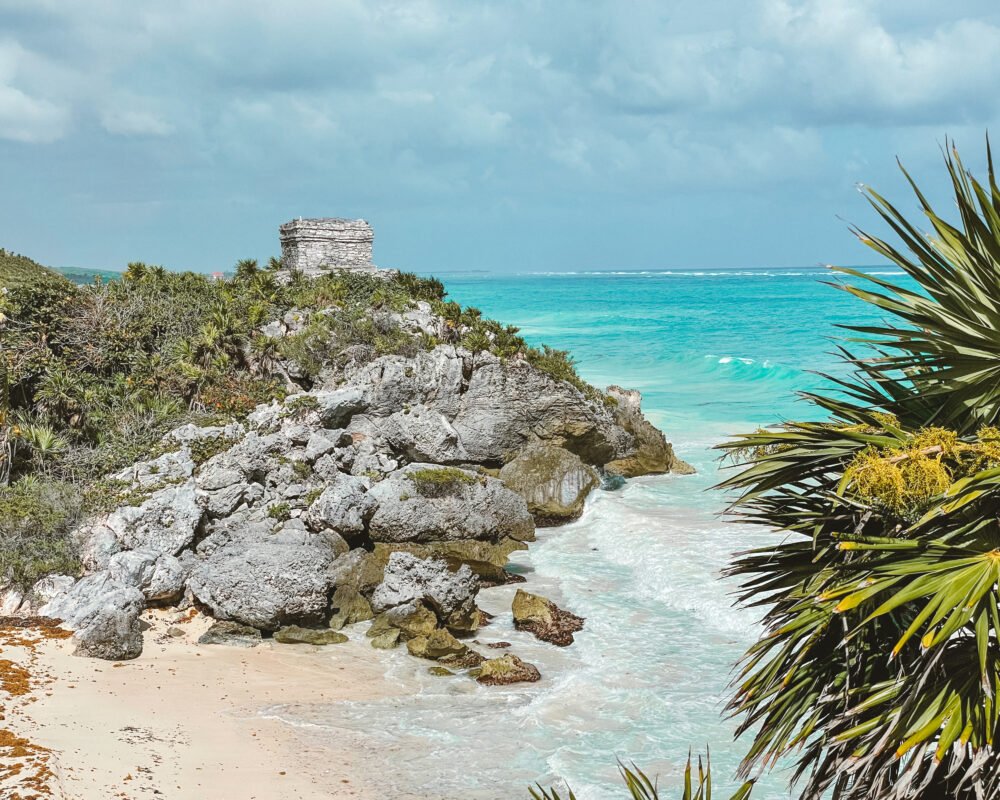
[278,218,376,275]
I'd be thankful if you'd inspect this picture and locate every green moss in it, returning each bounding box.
[284,394,320,415]
[189,435,237,465]
[408,467,477,498]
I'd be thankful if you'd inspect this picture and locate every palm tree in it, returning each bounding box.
[123,261,148,282]
[719,140,1000,799]
[234,258,259,282]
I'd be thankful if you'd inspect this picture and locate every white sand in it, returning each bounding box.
[1,609,403,800]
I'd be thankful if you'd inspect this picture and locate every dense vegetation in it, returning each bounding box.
[719,142,1000,798]
[0,255,592,590]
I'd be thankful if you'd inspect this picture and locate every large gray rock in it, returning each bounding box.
[499,445,599,524]
[338,347,632,465]
[303,473,376,537]
[112,449,195,490]
[603,386,695,477]
[105,480,203,556]
[187,539,342,631]
[367,463,534,544]
[313,388,366,427]
[107,548,186,603]
[77,522,121,572]
[371,552,479,618]
[198,620,262,648]
[381,405,468,463]
[165,422,245,448]
[0,574,76,617]
[40,573,144,660]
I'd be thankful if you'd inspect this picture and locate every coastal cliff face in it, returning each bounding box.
[3,276,689,671]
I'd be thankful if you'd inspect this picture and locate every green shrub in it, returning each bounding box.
[189,435,237,465]
[408,467,477,498]
[0,478,82,590]
[267,502,291,521]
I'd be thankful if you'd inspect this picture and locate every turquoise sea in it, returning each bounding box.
[262,266,913,799]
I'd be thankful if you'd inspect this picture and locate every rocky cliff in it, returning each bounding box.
[7,294,690,676]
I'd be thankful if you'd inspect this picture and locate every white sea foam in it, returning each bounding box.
[265,472,788,799]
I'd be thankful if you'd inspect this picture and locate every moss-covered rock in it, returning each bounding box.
[475,653,542,686]
[328,585,374,630]
[197,620,262,648]
[427,666,455,676]
[369,539,527,585]
[406,628,468,660]
[366,601,438,643]
[273,625,348,645]
[439,649,485,669]
[499,445,599,525]
[603,386,695,477]
[369,629,401,649]
[511,588,585,647]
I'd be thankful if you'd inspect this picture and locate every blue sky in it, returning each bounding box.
[2,0,999,274]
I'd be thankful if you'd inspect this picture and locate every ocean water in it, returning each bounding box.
[264,266,910,799]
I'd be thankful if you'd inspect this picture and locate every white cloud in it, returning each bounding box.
[100,108,172,136]
[2,0,1000,269]
[0,83,66,142]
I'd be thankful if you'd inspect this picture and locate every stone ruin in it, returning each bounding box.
[278,217,376,276]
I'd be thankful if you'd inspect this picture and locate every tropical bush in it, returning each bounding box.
[0,477,82,591]
[0,252,604,588]
[1,255,597,490]
[719,141,1000,798]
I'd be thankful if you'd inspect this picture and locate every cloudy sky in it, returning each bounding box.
[2,1,999,273]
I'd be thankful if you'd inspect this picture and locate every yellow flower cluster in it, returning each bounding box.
[842,426,1000,517]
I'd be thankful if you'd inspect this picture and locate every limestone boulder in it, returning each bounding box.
[499,445,599,525]
[603,386,695,477]
[105,480,203,556]
[303,473,377,538]
[112,449,195,490]
[76,522,121,572]
[187,538,342,631]
[273,625,348,645]
[107,548,186,603]
[511,589,585,647]
[165,422,245,449]
[367,464,534,544]
[475,654,542,685]
[198,620,262,648]
[372,553,479,622]
[40,573,144,660]
[381,405,468,463]
[406,628,468,661]
[328,585,373,630]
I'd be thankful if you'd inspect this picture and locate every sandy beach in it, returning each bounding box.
[0,610,400,800]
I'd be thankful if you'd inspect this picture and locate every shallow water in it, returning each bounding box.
[265,266,910,798]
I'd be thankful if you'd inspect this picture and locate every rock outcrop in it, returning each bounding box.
[40,573,144,660]
[475,654,542,686]
[499,445,599,524]
[603,386,695,477]
[197,620,262,648]
[367,464,534,544]
[28,301,684,667]
[339,347,632,466]
[273,625,348,645]
[511,589,585,647]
